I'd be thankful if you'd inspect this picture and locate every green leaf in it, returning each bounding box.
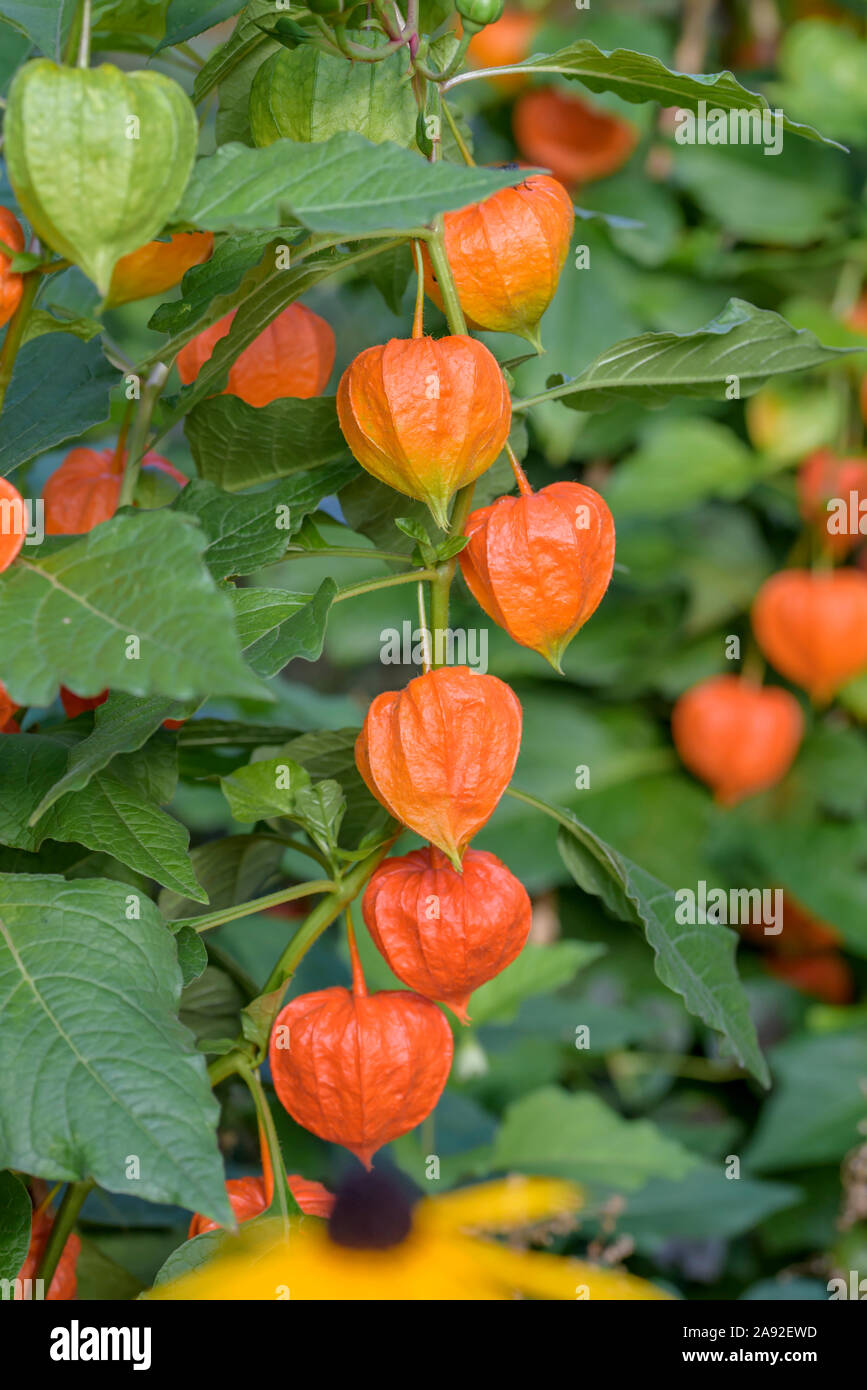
[491,1087,699,1191]
[5,60,198,293]
[0,1170,31,1284]
[0,511,268,707]
[149,230,288,338]
[156,0,241,52]
[173,467,354,576]
[274,726,381,847]
[471,941,605,1026]
[522,300,854,413]
[556,816,768,1086]
[249,38,417,150]
[0,334,115,476]
[175,923,208,987]
[22,307,104,344]
[0,1,76,59]
[293,779,345,857]
[185,394,349,490]
[747,1031,867,1172]
[30,693,195,824]
[175,132,539,235]
[230,581,336,676]
[192,8,269,103]
[158,834,285,923]
[458,39,843,147]
[595,1167,800,1247]
[0,875,232,1224]
[365,239,413,316]
[221,756,311,823]
[603,418,761,517]
[0,731,205,899]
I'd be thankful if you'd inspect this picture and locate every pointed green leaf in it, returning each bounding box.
[185,395,348,491]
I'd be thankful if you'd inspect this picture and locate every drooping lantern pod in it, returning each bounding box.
[0,206,25,328]
[337,335,511,529]
[269,916,453,1169]
[0,680,19,732]
[362,845,532,1023]
[0,476,27,572]
[422,175,574,348]
[355,665,523,869]
[188,1175,334,1236]
[671,674,803,805]
[459,457,615,671]
[513,87,637,188]
[751,568,867,704]
[43,447,186,535]
[797,449,867,557]
[106,231,214,306]
[177,302,335,407]
[16,1206,81,1301]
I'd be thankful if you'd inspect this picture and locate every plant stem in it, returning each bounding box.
[334,568,436,602]
[441,99,474,165]
[0,272,39,420]
[412,239,425,338]
[238,1062,291,1233]
[172,879,336,934]
[36,1180,94,1292]
[263,839,397,993]
[77,0,92,67]
[505,438,533,496]
[286,544,416,565]
[428,482,476,653]
[425,228,467,335]
[117,363,169,507]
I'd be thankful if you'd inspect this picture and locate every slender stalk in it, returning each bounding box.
[345,905,367,995]
[36,1180,94,1292]
[176,41,205,68]
[208,1049,248,1087]
[441,99,475,165]
[174,879,336,934]
[425,228,467,335]
[263,840,397,993]
[0,272,39,419]
[505,438,533,496]
[286,544,417,565]
[412,239,425,338]
[77,0,92,68]
[117,363,169,507]
[238,1063,291,1233]
[417,580,432,672]
[334,568,436,602]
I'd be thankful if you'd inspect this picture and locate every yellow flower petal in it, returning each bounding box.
[425,1176,583,1234]
[467,1240,675,1301]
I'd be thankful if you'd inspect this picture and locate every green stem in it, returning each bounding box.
[334,568,436,602]
[263,839,397,993]
[238,1062,292,1233]
[176,40,204,68]
[425,228,467,335]
[441,99,474,165]
[172,879,336,934]
[117,363,169,508]
[261,832,333,872]
[286,544,417,565]
[36,1180,94,1293]
[208,1049,248,1087]
[0,272,39,420]
[77,0,92,67]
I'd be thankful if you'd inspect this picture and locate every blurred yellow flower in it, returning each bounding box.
[148,1174,673,1302]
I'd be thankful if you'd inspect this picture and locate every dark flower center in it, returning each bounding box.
[328,1167,421,1250]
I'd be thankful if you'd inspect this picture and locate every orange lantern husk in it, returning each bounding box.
[355,666,523,868]
[337,335,511,529]
[15,1207,81,1301]
[106,230,214,306]
[177,302,335,407]
[796,449,867,557]
[752,568,867,703]
[422,176,574,348]
[362,845,532,1023]
[0,207,25,328]
[764,953,854,1005]
[0,476,27,572]
[269,924,453,1169]
[671,675,804,805]
[460,480,615,671]
[43,447,181,535]
[188,1174,334,1237]
[513,87,637,188]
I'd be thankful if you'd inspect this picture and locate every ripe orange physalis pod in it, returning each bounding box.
[0,206,25,328]
[423,176,574,348]
[0,679,19,733]
[16,1207,81,1301]
[513,88,637,188]
[362,845,531,1023]
[355,665,522,868]
[460,472,615,671]
[43,447,183,535]
[0,476,28,572]
[269,921,453,1169]
[752,569,867,703]
[106,231,214,306]
[764,953,854,1005]
[61,687,109,719]
[797,449,867,557]
[337,336,511,529]
[188,1174,334,1237]
[671,675,803,805]
[177,302,335,407]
